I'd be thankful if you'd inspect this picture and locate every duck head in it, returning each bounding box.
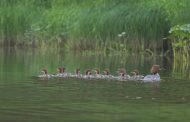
[58,67,62,74]
[41,68,48,75]
[94,68,100,75]
[85,69,92,75]
[62,67,65,73]
[131,69,139,76]
[118,68,126,77]
[76,68,80,75]
[151,65,160,75]
[103,69,109,75]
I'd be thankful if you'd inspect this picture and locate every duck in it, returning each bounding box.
[62,67,69,77]
[76,68,82,78]
[102,69,114,80]
[93,68,102,79]
[142,65,161,82]
[116,68,130,81]
[54,67,64,77]
[70,68,82,78]
[83,69,92,79]
[38,68,52,79]
[129,69,144,81]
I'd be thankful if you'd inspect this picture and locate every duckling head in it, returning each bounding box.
[103,69,109,75]
[41,68,48,75]
[118,68,126,76]
[85,69,92,75]
[94,68,100,75]
[131,69,139,76]
[58,67,62,73]
[62,67,65,73]
[76,68,80,75]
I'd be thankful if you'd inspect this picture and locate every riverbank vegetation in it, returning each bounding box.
[0,0,190,53]
[168,24,190,78]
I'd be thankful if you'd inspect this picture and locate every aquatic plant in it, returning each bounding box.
[168,24,190,57]
[168,24,190,79]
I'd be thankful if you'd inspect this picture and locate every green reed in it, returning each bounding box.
[0,0,190,52]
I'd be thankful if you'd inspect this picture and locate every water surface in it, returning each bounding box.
[0,48,189,122]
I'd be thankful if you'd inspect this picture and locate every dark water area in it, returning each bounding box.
[0,48,190,122]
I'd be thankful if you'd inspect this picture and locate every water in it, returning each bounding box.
[0,48,190,122]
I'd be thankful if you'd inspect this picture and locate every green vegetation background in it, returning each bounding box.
[0,0,190,52]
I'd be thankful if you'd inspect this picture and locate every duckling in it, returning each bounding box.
[117,68,130,81]
[103,69,109,75]
[76,68,82,78]
[83,69,92,79]
[70,68,82,78]
[54,67,64,77]
[38,68,52,79]
[129,69,144,81]
[142,65,161,82]
[61,67,70,77]
[93,68,102,79]
[102,69,114,80]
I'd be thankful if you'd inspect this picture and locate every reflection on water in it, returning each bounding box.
[1,47,189,80]
[0,48,190,122]
[0,48,177,80]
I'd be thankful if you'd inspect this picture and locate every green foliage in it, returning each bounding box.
[169,24,190,38]
[168,24,190,72]
[169,24,190,49]
[0,0,190,52]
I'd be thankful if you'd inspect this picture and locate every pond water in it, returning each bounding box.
[0,48,189,122]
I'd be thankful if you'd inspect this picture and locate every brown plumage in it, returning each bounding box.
[118,68,126,76]
[42,68,48,74]
[95,68,100,75]
[151,65,160,75]
[103,69,109,75]
[76,68,80,75]
[131,69,139,75]
[58,67,62,73]
[62,67,65,73]
[85,69,92,75]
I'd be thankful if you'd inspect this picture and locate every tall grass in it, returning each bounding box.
[0,0,190,52]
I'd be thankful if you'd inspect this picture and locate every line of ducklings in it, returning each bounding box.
[38,65,161,82]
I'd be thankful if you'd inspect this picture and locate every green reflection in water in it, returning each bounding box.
[0,48,189,122]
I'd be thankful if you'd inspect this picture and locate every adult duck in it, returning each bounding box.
[142,65,161,82]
